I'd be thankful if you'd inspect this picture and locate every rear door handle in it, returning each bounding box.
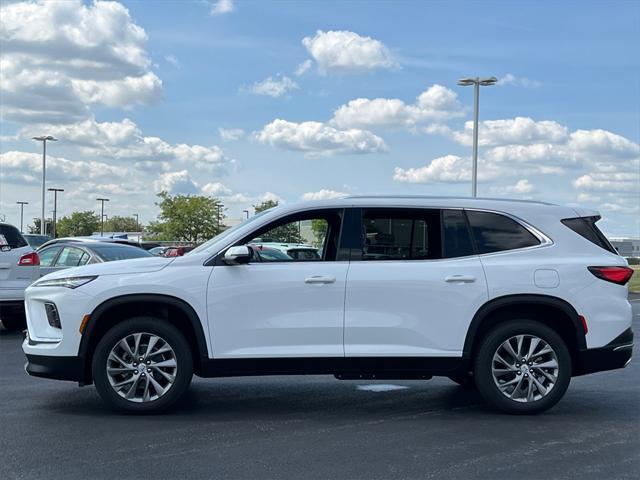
[445,274,476,283]
[305,275,336,284]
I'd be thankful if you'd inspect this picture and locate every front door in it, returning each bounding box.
[207,209,348,358]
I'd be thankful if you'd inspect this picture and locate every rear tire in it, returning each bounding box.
[474,320,571,415]
[92,317,193,413]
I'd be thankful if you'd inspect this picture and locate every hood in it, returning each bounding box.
[41,256,175,280]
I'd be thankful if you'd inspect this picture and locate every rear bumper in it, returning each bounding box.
[574,328,633,376]
[24,354,84,382]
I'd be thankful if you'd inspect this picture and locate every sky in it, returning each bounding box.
[0,0,639,237]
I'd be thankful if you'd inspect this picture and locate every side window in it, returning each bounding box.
[466,211,540,254]
[54,247,86,267]
[442,209,475,258]
[38,246,62,267]
[244,210,341,262]
[362,209,441,260]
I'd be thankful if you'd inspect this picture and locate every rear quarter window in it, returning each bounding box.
[466,211,540,254]
[0,224,28,249]
[561,216,617,254]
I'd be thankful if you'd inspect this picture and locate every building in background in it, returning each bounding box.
[609,238,640,258]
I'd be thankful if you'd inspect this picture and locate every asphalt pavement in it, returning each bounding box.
[1,298,639,480]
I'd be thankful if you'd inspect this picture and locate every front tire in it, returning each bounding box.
[474,320,571,415]
[92,317,193,413]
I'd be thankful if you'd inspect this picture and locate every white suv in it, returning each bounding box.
[22,197,634,414]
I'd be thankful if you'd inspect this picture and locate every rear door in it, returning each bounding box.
[344,208,488,357]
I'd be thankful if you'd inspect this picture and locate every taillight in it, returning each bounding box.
[588,266,634,286]
[18,252,40,266]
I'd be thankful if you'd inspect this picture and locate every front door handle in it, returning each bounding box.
[445,274,476,283]
[305,275,336,284]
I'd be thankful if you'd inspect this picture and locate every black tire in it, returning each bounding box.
[474,320,571,415]
[447,373,476,389]
[1,313,26,331]
[92,317,193,413]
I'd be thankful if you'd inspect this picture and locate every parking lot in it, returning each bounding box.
[1,297,638,480]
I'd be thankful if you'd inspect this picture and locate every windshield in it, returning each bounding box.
[188,209,272,255]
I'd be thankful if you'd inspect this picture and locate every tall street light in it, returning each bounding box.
[16,201,28,233]
[97,198,109,235]
[48,188,64,238]
[457,77,497,197]
[32,135,57,234]
[243,209,249,219]
[132,213,139,231]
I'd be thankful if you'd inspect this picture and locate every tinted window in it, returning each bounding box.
[38,246,62,267]
[467,211,540,254]
[254,248,293,262]
[93,245,152,261]
[442,210,475,258]
[561,216,617,254]
[55,246,86,266]
[0,224,28,249]
[362,209,441,260]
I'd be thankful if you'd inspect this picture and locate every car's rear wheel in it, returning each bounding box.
[474,320,571,414]
[92,317,193,413]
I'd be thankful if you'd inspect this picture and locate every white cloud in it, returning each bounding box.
[439,117,568,147]
[210,0,234,16]
[492,179,536,195]
[295,59,312,76]
[218,128,245,141]
[201,182,232,196]
[0,0,161,123]
[496,74,541,88]
[301,189,347,201]
[332,84,463,129]
[249,75,298,98]
[24,117,234,173]
[393,155,499,183]
[254,119,387,156]
[573,172,638,192]
[301,30,398,74]
[154,170,200,195]
[164,54,180,68]
[568,129,639,160]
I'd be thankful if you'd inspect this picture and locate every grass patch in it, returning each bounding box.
[629,266,640,294]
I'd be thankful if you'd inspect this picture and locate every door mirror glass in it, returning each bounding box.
[223,245,251,265]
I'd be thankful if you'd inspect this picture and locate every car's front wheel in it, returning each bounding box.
[474,320,571,414]
[92,317,193,413]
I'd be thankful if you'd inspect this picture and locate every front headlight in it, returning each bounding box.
[33,275,98,289]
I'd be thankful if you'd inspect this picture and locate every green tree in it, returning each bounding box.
[146,192,224,242]
[252,199,303,243]
[56,211,101,237]
[103,215,140,233]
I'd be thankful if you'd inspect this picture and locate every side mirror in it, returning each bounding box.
[223,245,251,265]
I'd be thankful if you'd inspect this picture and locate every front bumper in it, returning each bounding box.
[25,353,84,382]
[574,328,633,376]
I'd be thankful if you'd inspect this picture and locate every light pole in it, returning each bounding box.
[132,213,139,231]
[97,198,109,235]
[16,202,28,233]
[457,77,497,197]
[32,135,57,234]
[47,188,64,238]
[243,209,249,219]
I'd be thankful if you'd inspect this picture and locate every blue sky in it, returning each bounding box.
[1,0,638,236]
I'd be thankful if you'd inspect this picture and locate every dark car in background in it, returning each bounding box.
[37,241,153,276]
[23,234,52,249]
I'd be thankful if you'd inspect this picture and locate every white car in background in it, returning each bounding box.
[0,223,39,331]
[251,242,321,260]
